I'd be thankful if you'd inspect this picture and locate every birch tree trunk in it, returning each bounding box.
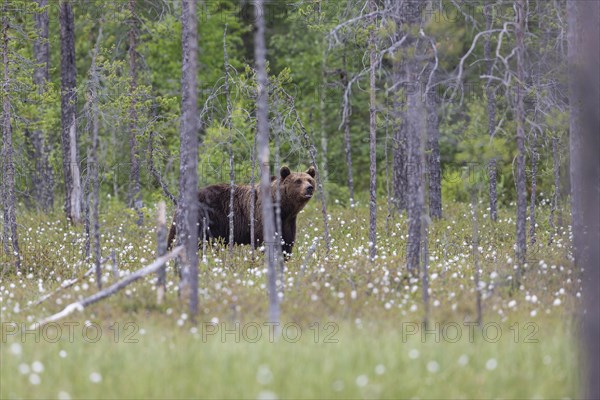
[529,132,538,245]
[341,53,355,207]
[425,91,442,219]
[254,0,279,324]
[1,2,20,271]
[59,0,82,224]
[177,0,199,317]
[156,201,167,304]
[273,96,284,281]
[319,66,328,188]
[406,64,424,274]
[514,0,527,266]
[88,26,103,289]
[128,0,143,225]
[551,136,562,232]
[484,0,498,222]
[392,54,407,212]
[250,134,257,256]
[223,25,235,258]
[368,0,377,261]
[31,0,54,211]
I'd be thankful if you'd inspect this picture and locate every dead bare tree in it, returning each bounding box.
[484,0,498,222]
[30,0,54,211]
[223,25,235,259]
[422,27,442,220]
[1,0,20,271]
[59,0,82,224]
[392,54,407,212]
[319,62,329,188]
[156,201,167,304]
[529,130,538,245]
[368,0,377,261]
[425,89,442,220]
[340,52,355,206]
[273,94,284,282]
[514,0,527,266]
[87,25,103,289]
[250,134,257,257]
[254,0,279,324]
[177,0,200,317]
[35,246,184,328]
[128,0,143,225]
[550,136,563,233]
[472,188,482,326]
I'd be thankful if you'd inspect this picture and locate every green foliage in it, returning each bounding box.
[1,0,571,210]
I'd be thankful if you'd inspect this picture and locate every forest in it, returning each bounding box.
[1,0,598,398]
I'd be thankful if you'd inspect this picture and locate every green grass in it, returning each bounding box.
[1,319,579,399]
[0,199,581,398]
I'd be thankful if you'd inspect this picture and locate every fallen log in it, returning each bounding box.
[33,246,184,328]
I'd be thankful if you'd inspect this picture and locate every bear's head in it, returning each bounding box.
[276,166,316,213]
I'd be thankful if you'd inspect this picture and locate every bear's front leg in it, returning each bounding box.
[281,216,297,260]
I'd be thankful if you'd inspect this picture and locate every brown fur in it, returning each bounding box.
[167,166,316,257]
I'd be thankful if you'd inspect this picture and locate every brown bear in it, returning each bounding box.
[167,166,316,257]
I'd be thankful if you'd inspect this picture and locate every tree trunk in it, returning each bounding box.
[128,0,142,225]
[529,131,538,245]
[1,2,20,271]
[88,26,103,289]
[567,0,586,266]
[31,0,54,211]
[384,96,391,235]
[319,67,328,190]
[514,0,527,266]
[421,222,430,327]
[273,95,284,282]
[177,0,199,317]
[550,136,562,232]
[156,201,167,304]
[484,0,498,222]
[223,26,235,259]
[425,91,442,219]
[368,0,377,261]
[341,53,355,207]
[59,0,82,224]
[406,64,424,274]
[250,134,257,255]
[392,54,407,212]
[472,189,482,326]
[568,2,600,398]
[254,0,279,324]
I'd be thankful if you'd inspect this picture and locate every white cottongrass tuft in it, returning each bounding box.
[31,361,44,373]
[427,361,439,373]
[89,372,102,383]
[486,358,498,370]
[355,375,368,387]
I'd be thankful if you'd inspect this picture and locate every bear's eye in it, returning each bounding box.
[295,179,302,184]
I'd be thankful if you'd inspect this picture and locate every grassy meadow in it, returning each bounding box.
[0,198,581,399]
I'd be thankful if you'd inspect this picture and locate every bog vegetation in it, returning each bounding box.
[1,0,598,399]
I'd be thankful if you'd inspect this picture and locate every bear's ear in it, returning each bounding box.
[280,166,291,180]
[306,166,316,178]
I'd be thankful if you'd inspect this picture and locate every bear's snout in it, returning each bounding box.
[305,185,314,197]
